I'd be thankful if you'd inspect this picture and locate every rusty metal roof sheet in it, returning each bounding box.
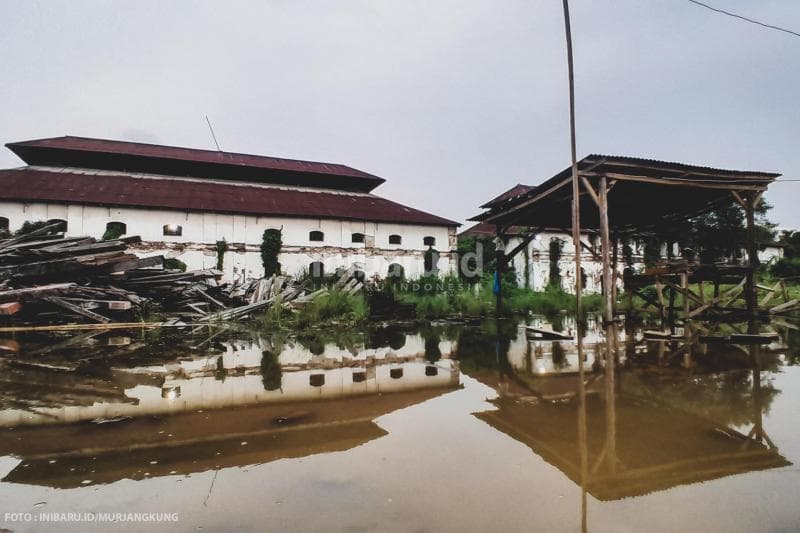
[479,184,534,209]
[0,167,458,227]
[6,136,386,193]
[470,154,780,230]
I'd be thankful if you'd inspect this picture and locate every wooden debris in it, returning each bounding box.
[525,327,574,340]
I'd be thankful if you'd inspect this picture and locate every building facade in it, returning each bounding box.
[0,136,459,281]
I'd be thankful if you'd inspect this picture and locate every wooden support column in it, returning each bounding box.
[611,233,619,313]
[744,192,759,318]
[681,272,690,319]
[495,228,506,316]
[598,176,613,324]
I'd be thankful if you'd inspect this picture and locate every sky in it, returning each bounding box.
[0,0,798,229]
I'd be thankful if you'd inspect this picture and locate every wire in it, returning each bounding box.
[686,0,800,39]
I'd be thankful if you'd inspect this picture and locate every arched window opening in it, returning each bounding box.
[48,219,67,232]
[103,221,127,240]
[424,248,439,274]
[387,263,405,280]
[353,270,366,282]
[309,261,325,279]
[389,234,402,245]
[163,224,183,236]
[309,230,324,242]
[423,236,436,247]
[351,232,365,243]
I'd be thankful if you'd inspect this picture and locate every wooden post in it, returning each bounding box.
[599,176,613,324]
[495,229,505,316]
[561,0,582,319]
[611,233,619,314]
[681,272,690,319]
[744,193,759,318]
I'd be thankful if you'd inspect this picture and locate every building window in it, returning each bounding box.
[354,270,366,283]
[103,221,126,240]
[351,232,365,243]
[423,236,436,246]
[163,224,183,236]
[309,261,324,279]
[309,230,324,242]
[387,263,405,280]
[48,219,67,232]
[0,217,8,232]
[389,234,402,245]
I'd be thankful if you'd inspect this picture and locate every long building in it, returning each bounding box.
[0,136,459,280]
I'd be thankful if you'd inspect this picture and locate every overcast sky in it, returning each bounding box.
[1,0,798,228]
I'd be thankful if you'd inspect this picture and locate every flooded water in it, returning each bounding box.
[1,315,799,532]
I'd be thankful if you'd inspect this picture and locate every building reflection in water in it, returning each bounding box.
[0,326,460,488]
[465,319,790,529]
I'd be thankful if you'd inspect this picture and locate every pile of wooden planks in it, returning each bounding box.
[0,222,370,327]
[0,223,228,325]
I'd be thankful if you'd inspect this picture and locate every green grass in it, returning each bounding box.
[395,276,603,319]
[254,288,369,330]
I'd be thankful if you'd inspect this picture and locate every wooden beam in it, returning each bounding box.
[580,176,600,207]
[483,176,572,223]
[44,296,112,323]
[503,230,539,263]
[599,176,613,323]
[581,171,769,192]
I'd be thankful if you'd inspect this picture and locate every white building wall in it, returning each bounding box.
[506,231,609,294]
[0,201,457,281]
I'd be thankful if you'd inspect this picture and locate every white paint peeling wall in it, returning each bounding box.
[0,201,457,280]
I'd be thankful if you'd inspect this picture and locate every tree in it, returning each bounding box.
[778,230,800,259]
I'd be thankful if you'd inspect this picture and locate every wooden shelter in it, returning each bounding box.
[470,155,781,320]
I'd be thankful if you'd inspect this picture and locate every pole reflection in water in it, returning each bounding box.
[576,318,588,533]
[470,316,791,529]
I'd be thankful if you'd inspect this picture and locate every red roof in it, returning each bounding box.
[480,184,533,209]
[0,168,458,227]
[6,136,386,193]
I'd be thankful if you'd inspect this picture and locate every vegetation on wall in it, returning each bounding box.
[102,222,126,241]
[261,228,282,277]
[215,239,228,271]
[548,237,564,288]
[164,257,187,272]
[423,247,439,276]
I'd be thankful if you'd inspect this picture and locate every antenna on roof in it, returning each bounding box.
[205,115,222,151]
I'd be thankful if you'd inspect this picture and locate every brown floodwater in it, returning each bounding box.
[0,316,799,532]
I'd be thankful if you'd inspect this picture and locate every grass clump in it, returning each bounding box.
[294,288,369,328]
[395,274,603,319]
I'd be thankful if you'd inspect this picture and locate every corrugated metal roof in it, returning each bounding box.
[0,168,459,227]
[6,136,386,193]
[469,154,780,231]
[479,184,534,209]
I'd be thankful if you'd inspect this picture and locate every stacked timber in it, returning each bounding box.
[0,222,368,327]
[0,223,228,325]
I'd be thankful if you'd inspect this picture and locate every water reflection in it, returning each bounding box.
[459,319,792,523]
[0,325,460,488]
[0,315,796,529]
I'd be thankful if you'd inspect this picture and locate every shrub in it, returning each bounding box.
[771,257,800,279]
[164,257,187,272]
